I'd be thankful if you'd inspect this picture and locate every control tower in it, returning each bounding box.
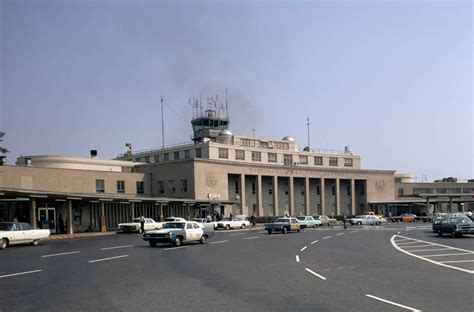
[190,95,230,143]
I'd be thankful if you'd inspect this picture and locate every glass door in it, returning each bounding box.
[38,207,56,234]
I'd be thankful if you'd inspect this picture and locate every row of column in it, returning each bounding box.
[239,175,359,216]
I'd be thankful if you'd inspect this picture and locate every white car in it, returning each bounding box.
[347,215,384,226]
[1,222,50,249]
[118,218,162,233]
[216,215,250,230]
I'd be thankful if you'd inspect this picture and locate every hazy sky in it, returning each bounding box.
[1,0,472,181]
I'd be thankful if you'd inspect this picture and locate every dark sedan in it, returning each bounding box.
[437,216,474,238]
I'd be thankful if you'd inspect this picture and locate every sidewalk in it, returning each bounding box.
[48,231,117,240]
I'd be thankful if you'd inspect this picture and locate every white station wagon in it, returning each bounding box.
[0,222,50,249]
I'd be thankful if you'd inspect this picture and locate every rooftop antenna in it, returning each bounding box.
[306,117,311,150]
[161,96,165,148]
[252,128,255,137]
[225,88,228,118]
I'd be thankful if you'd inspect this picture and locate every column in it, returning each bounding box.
[320,178,326,215]
[30,198,37,229]
[273,176,279,216]
[100,201,107,232]
[67,200,73,234]
[335,178,341,215]
[289,176,294,216]
[130,202,135,220]
[187,203,191,220]
[257,175,263,216]
[426,198,430,214]
[305,177,310,215]
[351,179,356,215]
[240,174,247,216]
[449,197,453,213]
[159,204,164,221]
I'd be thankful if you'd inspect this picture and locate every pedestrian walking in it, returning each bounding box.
[58,214,65,234]
[229,212,233,220]
[139,216,145,234]
[342,214,347,229]
[250,214,256,229]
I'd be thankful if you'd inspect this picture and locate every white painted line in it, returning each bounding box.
[210,240,228,245]
[397,231,401,234]
[244,236,259,240]
[296,255,300,262]
[304,268,327,280]
[391,235,474,274]
[394,236,474,253]
[100,245,134,251]
[311,240,319,244]
[350,231,358,233]
[0,269,43,279]
[89,255,129,263]
[439,260,474,264]
[366,294,421,312]
[336,233,344,236]
[323,236,331,239]
[41,251,81,258]
[163,246,189,251]
[230,233,246,236]
[409,248,452,253]
[402,245,435,248]
[397,241,426,246]
[300,246,308,252]
[423,253,472,258]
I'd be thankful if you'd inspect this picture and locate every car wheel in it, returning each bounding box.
[297,228,301,233]
[357,222,362,226]
[437,231,443,237]
[174,236,182,247]
[375,222,380,225]
[282,227,287,234]
[267,229,272,234]
[225,225,231,230]
[241,224,245,229]
[450,231,457,238]
[200,235,207,244]
[149,241,157,247]
[0,238,7,249]
[31,240,39,246]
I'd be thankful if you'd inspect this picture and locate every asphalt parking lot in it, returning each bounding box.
[1,223,472,312]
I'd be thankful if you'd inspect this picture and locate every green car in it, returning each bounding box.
[296,216,321,228]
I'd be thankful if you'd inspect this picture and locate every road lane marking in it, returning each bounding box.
[300,246,307,252]
[397,231,401,234]
[365,294,421,312]
[0,270,42,279]
[296,255,300,262]
[41,251,80,258]
[350,231,358,233]
[409,248,452,252]
[391,235,474,274]
[244,236,259,240]
[402,245,435,248]
[163,246,189,251]
[439,260,474,264]
[336,233,344,236]
[396,241,425,246]
[230,233,246,236]
[304,268,327,280]
[423,253,473,257]
[323,236,331,239]
[311,240,319,244]
[210,240,228,245]
[100,245,134,251]
[89,255,129,263]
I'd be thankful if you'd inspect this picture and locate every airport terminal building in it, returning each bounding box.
[0,102,472,234]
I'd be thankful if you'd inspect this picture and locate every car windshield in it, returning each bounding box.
[163,223,185,229]
[296,217,305,221]
[452,217,471,224]
[0,223,14,231]
[275,218,290,223]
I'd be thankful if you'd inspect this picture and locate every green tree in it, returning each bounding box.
[0,131,9,154]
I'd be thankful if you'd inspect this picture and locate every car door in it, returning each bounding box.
[193,223,203,240]
[185,223,195,240]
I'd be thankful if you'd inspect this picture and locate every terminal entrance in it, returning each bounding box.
[38,206,56,234]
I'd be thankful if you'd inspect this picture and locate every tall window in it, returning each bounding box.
[344,158,353,167]
[164,153,169,161]
[158,181,164,194]
[252,181,256,194]
[332,185,335,195]
[252,151,261,161]
[283,154,293,166]
[136,181,144,194]
[168,180,176,193]
[195,148,202,158]
[117,180,125,193]
[235,180,239,194]
[219,148,229,159]
[314,156,323,166]
[180,179,188,193]
[235,150,245,160]
[174,151,180,160]
[184,150,190,159]
[144,156,150,163]
[329,157,338,166]
[96,179,105,193]
[154,155,160,163]
[398,188,404,196]
[268,152,277,163]
[299,155,308,165]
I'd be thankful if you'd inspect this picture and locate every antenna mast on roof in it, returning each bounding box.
[161,97,165,148]
[306,117,311,150]
[225,88,228,118]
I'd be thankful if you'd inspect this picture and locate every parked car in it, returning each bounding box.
[216,215,250,230]
[192,218,218,230]
[347,215,383,226]
[313,215,337,226]
[264,217,301,234]
[142,221,215,247]
[0,222,50,249]
[118,217,162,233]
[437,216,474,238]
[296,216,321,228]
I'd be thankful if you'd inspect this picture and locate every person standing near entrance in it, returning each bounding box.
[342,214,347,229]
[58,214,65,234]
[139,216,145,234]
